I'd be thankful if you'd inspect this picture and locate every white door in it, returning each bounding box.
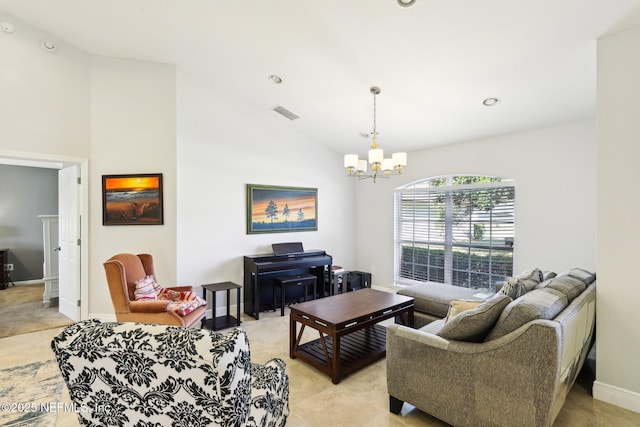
[58,165,81,321]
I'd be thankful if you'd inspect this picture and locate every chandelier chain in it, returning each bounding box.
[372,90,377,136]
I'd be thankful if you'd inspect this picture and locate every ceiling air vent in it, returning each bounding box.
[272,106,300,121]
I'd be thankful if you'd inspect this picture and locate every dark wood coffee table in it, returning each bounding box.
[289,288,414,384]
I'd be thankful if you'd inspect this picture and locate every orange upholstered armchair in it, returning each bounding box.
[103,253,206,328]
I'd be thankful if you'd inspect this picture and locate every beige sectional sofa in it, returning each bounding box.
[387,268,596,427]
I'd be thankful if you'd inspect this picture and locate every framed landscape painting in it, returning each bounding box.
[102,173,164,225]
[247,184,318,234]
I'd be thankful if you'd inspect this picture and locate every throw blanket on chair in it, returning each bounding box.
[134,275,207,316]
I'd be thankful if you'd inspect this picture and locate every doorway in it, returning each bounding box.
[0,152,88,324]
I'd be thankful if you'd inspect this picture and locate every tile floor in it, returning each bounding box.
[1,309,639,426]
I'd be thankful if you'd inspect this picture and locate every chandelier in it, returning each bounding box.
[344,86,407,183]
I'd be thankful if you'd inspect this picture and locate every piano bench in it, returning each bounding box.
[272,274,317,316]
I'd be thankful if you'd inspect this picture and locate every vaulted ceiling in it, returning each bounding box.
[1,0,639,156]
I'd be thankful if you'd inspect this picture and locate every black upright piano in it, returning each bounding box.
[243,244,332,319]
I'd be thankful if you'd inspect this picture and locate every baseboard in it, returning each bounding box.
[593,380,640,413]
[8,279,43,286]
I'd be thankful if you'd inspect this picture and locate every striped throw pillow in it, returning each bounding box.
[134,276,158,301]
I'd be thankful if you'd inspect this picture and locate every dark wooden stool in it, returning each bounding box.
[272,274,316,316]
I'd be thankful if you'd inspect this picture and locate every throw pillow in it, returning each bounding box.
[436,295,511,342]
[150,275,162,294]
[445,299,483,322]
[134,276,158,301]
[498,277,528,299]
[517,268,544,291]
[484,288,568,341]
[498,268,544,299]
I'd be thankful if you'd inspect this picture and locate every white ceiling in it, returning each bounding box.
[1,0,640,157]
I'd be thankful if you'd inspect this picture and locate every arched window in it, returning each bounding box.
[394,175,515,291]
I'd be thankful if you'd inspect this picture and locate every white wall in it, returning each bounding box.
[89,57,177,318]
[354,120,597,288]
[176,75,357,309]
[0,12,90,157]
[595,23,640,412]
[0,13,91,318]
[0,13,179,319]
[0,13,356,321]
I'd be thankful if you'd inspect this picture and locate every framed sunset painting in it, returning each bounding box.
[102,174,164,225]
[247,184,317,234]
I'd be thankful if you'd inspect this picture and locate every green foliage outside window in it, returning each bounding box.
[400,245,512,290]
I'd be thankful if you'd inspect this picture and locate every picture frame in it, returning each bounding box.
[247,184,318,234]
[102,173,164,225]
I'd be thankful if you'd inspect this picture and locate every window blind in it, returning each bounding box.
[394,180,515,290]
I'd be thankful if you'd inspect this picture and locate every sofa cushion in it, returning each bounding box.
[534,278,553,290]
[397,282,480,318]
[419,319,445,334]
[558,268,596,285]
[538,276,585,302]
[485,288,568,341]
[435,295,511,342]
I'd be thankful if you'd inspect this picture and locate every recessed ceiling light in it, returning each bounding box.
[1,21,16,34]
[482,97,500,106]
[40,40,57,52]
[268,75,282,84]
[397,0,417,7]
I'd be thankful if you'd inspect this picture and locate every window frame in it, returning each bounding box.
[394,175,515,290]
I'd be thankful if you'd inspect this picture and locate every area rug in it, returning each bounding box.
[0,285,73,338]
[0,360,64,426]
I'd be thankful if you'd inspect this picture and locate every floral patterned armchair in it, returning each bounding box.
[51,319,289,427]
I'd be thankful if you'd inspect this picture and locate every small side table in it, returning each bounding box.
[202,282,242,331]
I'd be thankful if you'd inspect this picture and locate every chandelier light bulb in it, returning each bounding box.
[368,148,383,164]
[344,154,358,169]
[392,152,407,167]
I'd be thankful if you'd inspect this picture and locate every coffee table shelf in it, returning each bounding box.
[296,324,387,379]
